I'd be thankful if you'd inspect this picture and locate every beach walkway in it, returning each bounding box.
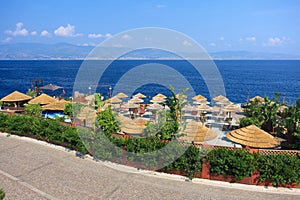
[0,133,299,200]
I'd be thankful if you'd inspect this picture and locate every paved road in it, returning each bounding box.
[0,133,299,200]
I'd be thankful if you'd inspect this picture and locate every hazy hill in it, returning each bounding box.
[0,43,299,60]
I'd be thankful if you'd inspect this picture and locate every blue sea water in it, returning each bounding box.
[0,60,299,104]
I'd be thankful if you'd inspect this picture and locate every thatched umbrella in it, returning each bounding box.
[179,120,217,144]
[129,97,144,104]
[28,93,57,105]
[250,96,264,102]
[197,104,212,112]
[224,104,243,118]
[77,106,97,121]
[215,99,232,106]
[133,93,146,98]
[278,105,288,113]
[123,102,139,109]
[115,92,128,99]
[1,91,32,107]
[150,97,165,103]
[213,95,228,102]
[107,97,122,104]
[154,93,167,99]
[192,95,207,101]
[39,84,63,91]
[118,115,147,135]
[147,103,164,110]
[42,99,68,111]
[226,125,279,148]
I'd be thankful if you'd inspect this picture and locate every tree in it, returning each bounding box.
[26,88,37,98]
[94,93,105,110]
[283,97,300,145]
[63,102,84,120]
[25,104,42,117]
[96,106,120,135]
[142,110,178,140]
[244,95,280,133]
[165,85,188,123]
[239,117,260,127]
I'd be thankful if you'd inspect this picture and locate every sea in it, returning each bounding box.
[0,60,299,105]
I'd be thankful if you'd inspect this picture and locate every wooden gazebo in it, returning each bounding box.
[1,91,32,107]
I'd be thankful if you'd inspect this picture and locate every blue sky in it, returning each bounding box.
[1,0,300,54]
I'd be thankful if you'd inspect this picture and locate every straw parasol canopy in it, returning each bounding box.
[193,100,210,105]
[224,104,242,112]
[179,120,217,144]
[250,96,264,102]
[39,84,63,91]
[107,97,122,104]
[28,93,57,105]
[115,92,128,99]
[123,102,139,109]
[278,105,288,112]
[129,97,144,104]
[213,95,228,102]
[182,104,195,111]
[133,93,146,98]
[1,91,32,103]
[77,106,97,121]
[211,106,221,113]
[118,115,147,135]
[147,103,164,110]
[150,97,165,103]
[154,93,167,99]
[192,95,207,101]
[226,125,279,148]
[42,99,68,111]
[197,104,212,112]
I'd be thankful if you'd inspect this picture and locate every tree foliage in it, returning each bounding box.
[26,88,37,98]
[25,104,42,117]
[96,106,120,135]
[64,102,84,119]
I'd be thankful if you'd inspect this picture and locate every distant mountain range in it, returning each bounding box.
[0,42,299,60]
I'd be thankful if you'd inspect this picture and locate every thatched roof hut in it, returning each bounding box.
[28,93,57,105]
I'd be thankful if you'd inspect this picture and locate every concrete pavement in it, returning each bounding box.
[0,133,299,200]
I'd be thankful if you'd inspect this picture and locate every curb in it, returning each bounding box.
[1,132,300,195]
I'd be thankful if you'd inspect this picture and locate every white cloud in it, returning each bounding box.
[31,31,37,36]
[219,36,224,41]
[5,22,28,36]
[210,42,216,47]
[156,4,166,8]
[78,43,96,47]
[121,34,132,40]
[54,24,82,37]
[264,36,288,46]
[88,33,102,39]
[182,40,192,46]
[41,30,51,37]
[245,36,256,41]
[105,33,112,38]
[2,37,12,43]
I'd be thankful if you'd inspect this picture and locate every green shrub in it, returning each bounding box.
[258,154,300,186]
[0,113,87,154]
[239,117,260,127]
[162,145,202,179]
[25,104,42,117]
[207,148,257,180]
[0,188,5,200]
